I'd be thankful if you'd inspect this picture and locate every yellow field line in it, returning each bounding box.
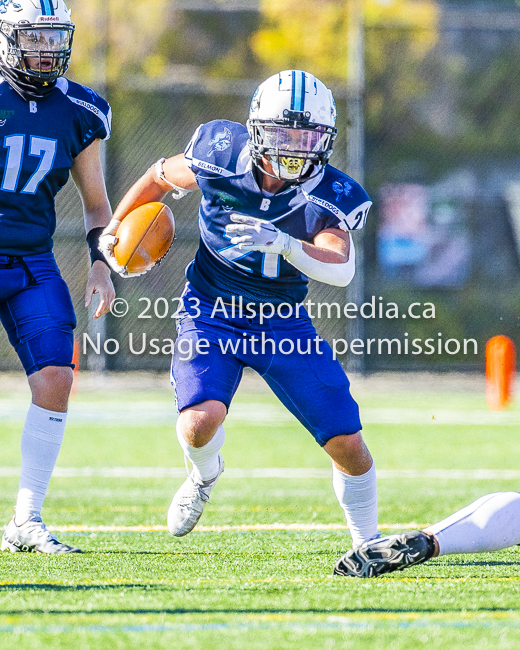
[40,522,428,533]
[1,577,520,586]
[327,611,520,622]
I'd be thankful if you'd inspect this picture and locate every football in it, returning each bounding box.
[114,202,175,274]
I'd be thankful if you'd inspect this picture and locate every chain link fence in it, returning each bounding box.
[96,89,351,372]
[1,4,520,372]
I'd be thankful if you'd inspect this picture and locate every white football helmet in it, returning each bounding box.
[247,70,337,183]
[0,0,74,97]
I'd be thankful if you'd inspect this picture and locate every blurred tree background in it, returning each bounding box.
[2,0,518,372]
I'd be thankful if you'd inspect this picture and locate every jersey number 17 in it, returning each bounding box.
[1,135,56,194]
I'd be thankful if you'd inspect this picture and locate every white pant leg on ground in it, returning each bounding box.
[425,492,520,556]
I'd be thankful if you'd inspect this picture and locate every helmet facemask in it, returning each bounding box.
[248,109,337,183]
[1,21,74,84]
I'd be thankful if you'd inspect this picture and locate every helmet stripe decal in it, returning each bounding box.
[290,70,305,113]
[40,0,55,15]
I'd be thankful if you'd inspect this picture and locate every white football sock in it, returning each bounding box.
[425,492,520,555]
[332,462,379,548]
[15,403,67,525]
[176,423,225,483]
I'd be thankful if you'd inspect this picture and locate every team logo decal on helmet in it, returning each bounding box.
[0,1,22,15]
[208,127,233,156]
[247,70,337,183]
[0,0,74,100]
[333,180,352,202]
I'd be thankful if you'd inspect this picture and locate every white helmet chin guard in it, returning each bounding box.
[0,0,74,98]
[247,70,337,183]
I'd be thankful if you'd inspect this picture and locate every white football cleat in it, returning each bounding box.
[1,516,82,554]
[168,455,224,537]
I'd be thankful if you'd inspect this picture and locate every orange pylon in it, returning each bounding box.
[486,335,516,410]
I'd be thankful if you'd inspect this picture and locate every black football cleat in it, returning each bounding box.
[333,531,436,578]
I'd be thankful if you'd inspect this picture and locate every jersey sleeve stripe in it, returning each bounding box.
[56,78,68,95]
[106,105,113,138]
[66,96,111,140]
[302,189,372,231]
[189,157,235,177]
[184,124,203,168]
[236,143,252,175]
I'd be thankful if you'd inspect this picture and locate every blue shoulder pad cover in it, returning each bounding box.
[185,120,249,178]
[302,167,372,231]
[57,78,112,144]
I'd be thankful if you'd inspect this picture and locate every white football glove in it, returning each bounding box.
[98,232,124,274]
[226,214,292,256]
[227,214,356,287]
[98,226,145,278]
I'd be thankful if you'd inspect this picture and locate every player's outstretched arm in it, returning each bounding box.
[71,139,116,320]
[106,154,198,235]
[286,227,356,286]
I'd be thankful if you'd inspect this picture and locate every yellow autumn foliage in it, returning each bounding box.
[66,0,171,84]
[251,0,440,82]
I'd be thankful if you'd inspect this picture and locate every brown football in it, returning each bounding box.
[114,202,175,274]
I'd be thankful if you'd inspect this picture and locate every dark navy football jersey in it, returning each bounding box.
[0,77,111,256]
[184,120,372,305]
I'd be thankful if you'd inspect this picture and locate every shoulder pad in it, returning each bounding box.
[302,167,372,231]
[185,120,250,177]
[57,78,112,141]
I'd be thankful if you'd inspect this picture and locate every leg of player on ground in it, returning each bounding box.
[425,491,520,556]
[333,491,520,577]
[325,433,379,548]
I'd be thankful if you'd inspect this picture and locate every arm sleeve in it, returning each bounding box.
[285,233,356,287]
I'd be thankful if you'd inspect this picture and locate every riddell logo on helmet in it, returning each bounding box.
[37,15,60,22]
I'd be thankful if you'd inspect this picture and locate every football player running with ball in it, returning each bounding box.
[101,70,379,547]
[0,0,114,553]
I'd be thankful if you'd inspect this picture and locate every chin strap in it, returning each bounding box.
[0,65,56,102]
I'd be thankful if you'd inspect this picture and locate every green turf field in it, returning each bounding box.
[0,372,519,649]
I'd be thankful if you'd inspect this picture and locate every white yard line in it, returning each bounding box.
[0,467,518,479]
[0,400,518,425]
